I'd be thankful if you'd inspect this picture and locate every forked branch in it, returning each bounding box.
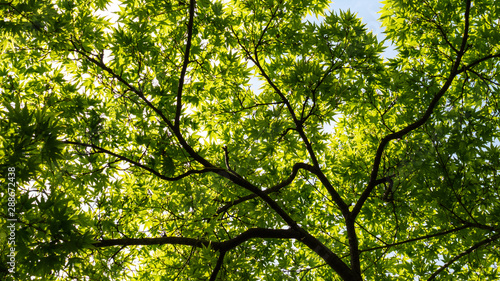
[352,0,473,219]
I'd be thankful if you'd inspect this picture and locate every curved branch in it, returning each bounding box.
[216,162,316,215]
[427,232,500,280]
[231,22,322,170]
[352,0,473,220]
[222,145,242,179]
[93,236,211,248]
[93,228,298,251]
[213,173,360,280]
[68,6,356,278]
[69,21,339,264]
[92,227,360,280]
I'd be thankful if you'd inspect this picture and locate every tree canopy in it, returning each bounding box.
[1,0,500,280]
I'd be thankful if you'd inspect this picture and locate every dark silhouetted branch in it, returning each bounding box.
[174,0,196,129]
[427,232,500,280]
[353,0,473,220]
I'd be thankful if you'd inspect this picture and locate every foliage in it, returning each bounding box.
[1,0,499,280]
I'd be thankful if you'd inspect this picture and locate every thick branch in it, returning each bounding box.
[297,230,362,281]
[214,173,359,279]
[70,38,214,169]
[93,236,211,248]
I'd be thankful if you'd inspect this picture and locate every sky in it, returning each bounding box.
[101,0,397,57]
[329,0,397,58]
[240,0,398,96]
[331,0,386,36]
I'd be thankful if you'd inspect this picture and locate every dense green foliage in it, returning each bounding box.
[1,0,499,279]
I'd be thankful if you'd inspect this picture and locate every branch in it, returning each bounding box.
[254,5,280,52]
[209,251,226,281]
[68,8,354,278]
[232,25,349,218]
[70,38,214,168]
[62,140,219,181]
[427,232,500,280]
[216,162,315,215]
[174,0,196,129]
[352,0,473,219]
[421,0,459,54]
[458,53,500,74]
[359,224,471,253]
[213,173,360,280]
[93,228,298,251]
[297,230,362,281]
[93,236,211,248]
[231,22,323,170]
[92,227,360,280]
[6,2,45,33]
[216,169,302,230]
[222,145,242,179]
[72,46,303,251]
[252,56,321,168]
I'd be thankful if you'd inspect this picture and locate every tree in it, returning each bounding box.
[1,0,499,279]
